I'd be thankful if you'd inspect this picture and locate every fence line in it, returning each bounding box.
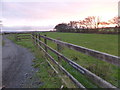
[31,33,118,88]
[38,35,120,66]
[37,43,86,88]
[15,34,31,41]
[15,33,119,88]
[32,35,117,88]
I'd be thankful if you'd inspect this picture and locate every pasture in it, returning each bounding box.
[40,32,118,56]
[8,32,119,88]
[39,32,119,87]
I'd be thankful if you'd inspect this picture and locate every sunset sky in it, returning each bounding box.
[1,0,119,30]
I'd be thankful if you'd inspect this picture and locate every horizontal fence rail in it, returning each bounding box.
[30,33,120,89]
[32,35,117,88]
[15,34,31,41]
[37,43,86,89]
[17,35,31,37]
[38,35,120,67]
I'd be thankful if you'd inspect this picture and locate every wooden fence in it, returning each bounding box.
[31,33,119,89]
[15,34,31,41]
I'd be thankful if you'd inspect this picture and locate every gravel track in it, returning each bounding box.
[2,35,36,88]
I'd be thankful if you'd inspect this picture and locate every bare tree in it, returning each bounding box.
[108,16,120,27]
[79,16,100,29]
[68,21,79,29]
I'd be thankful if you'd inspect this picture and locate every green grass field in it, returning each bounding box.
[39,32,119,88]
[8,32,119,88]
[40,32,118,56]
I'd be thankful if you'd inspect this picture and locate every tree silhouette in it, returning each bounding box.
[54,23,69,32]
[79,16,100,29]
[108,16,119,27]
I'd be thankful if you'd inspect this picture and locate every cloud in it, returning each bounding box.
[3,2,86,20]
[2,1,88,26]
[2,0,118,27]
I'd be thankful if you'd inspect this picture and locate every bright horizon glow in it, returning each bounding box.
[2,0,119,30]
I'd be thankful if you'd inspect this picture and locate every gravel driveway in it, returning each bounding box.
[2,35,36,88]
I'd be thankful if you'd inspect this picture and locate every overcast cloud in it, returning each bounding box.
[1,0,119,31]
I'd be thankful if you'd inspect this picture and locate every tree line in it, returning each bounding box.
[54,16,120,32]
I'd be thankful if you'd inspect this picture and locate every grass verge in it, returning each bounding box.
[8,34,65,88]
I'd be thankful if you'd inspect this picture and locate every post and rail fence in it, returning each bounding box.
[15,33,31,41]
[15,33,119,89]
[30,33,119,89]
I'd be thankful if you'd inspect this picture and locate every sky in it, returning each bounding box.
[1,0,119,31]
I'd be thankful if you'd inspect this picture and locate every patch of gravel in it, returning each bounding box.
[2,35,42,88]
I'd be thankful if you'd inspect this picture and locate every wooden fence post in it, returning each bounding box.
[32,33,35,45]
[34,33,36,45]
[57,37,61,61]
[39,33,41,46]
[36,33,38,46]
[32,33,34,39]
[15,34,18,41]
[44,34,47,52]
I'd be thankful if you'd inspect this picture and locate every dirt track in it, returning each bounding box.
[2,35,36,88]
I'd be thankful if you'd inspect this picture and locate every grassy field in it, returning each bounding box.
[40,32,118,56]
[39,32,119,88]
[8,32,119,88]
